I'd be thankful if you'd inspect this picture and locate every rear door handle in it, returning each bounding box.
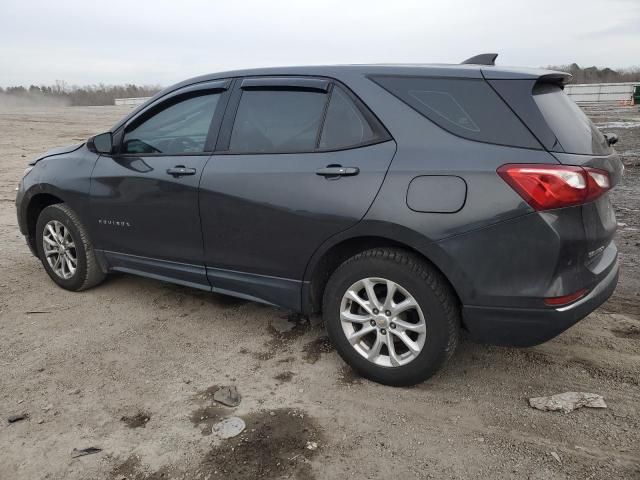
[315,166,360,177]
[166,166,197,177]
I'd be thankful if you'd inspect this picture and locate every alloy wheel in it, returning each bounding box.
[42,220,77,280]
[340,277,426,367]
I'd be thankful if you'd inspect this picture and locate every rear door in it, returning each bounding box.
[199,77,396,308]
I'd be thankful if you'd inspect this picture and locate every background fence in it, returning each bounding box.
[564,82,638,105]
[114,97,150,106]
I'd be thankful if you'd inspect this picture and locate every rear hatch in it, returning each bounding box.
[487,72,623,271]
[529,81,623,183]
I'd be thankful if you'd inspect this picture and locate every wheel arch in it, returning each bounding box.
[302,223,470,315]
[24,191,66,254]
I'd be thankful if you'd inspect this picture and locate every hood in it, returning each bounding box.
[29,142,85,165]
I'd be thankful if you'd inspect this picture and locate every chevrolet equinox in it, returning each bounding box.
[16,54,622,386]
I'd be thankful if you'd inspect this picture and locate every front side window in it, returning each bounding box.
[229,89,327,153]
[122,93,220,155]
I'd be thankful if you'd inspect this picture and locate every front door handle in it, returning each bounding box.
[315,166,360,177]
[166,166,197,177]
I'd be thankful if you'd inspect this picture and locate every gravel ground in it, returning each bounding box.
[0,104,638,480]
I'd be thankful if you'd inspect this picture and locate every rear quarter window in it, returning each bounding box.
[371,76,541,149]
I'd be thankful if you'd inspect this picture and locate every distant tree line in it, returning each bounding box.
[547,63,640,84]
[0,81,161,106]
[3,65,640,106]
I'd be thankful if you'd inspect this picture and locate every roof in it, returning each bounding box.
[172,63,568,85]
[112,62,570,131]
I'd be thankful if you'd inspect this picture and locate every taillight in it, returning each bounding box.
[497,164,611,211]
[544,288,589,306]
[584,169,611,202]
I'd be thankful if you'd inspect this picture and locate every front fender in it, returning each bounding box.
[16,145,100,238]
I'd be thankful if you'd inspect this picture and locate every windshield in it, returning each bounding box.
[533,83,611,156]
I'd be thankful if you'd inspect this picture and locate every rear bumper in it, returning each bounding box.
[462,259,619,347]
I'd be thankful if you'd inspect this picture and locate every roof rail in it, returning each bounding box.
[461,53,498,66]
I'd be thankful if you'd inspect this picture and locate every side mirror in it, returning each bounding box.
[88,132,113,154]
[604,133,618,146]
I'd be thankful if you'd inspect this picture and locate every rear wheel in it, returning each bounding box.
[323,248,460,386]
[36,203,105,291]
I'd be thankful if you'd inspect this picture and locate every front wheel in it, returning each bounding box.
[322,248,460,386]
[35,203,105,291]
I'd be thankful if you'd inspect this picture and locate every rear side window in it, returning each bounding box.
[533,83,610,155]
[229,90,327,153]
[122,93,219,155]
[371,76,540,149]
[227,82,390,154]
[319,86,377,149]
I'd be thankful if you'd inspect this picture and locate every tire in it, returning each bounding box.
[322,248,460,386]
[35,203,105,291]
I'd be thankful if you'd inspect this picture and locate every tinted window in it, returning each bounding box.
[372,76,540,149]
[533,84,610,155]
[123,93,219,155]
[320,86,376,149]
[409,90,479,132]
[229,90,327,153]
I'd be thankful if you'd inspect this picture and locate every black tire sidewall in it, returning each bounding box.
[35,205,88,291]
[324,254,453,386]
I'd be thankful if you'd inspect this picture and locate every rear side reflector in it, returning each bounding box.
[497,164,611,210]
[544,289,589,306]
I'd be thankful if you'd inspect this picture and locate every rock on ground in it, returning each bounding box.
[529,392,607,413]
[213,385,241,407]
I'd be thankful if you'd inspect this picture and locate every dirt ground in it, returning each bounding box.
[0,104,638,480]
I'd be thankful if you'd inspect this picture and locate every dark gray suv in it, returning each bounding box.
[16,54,622,386]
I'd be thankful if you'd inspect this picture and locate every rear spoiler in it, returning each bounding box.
[482,67,572,84]
[462,53,573,85]
[537,72,572,86]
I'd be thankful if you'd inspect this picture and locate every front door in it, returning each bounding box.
[199,78,396,308]
[90,84,228,288]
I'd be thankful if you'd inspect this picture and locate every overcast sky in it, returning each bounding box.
[1,0,638,87]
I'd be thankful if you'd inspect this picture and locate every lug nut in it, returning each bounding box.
[373,308,379,315]
[385,310,391,316]
[390,323,396,329]
[370,320,376,327]
[380,329,386,335]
